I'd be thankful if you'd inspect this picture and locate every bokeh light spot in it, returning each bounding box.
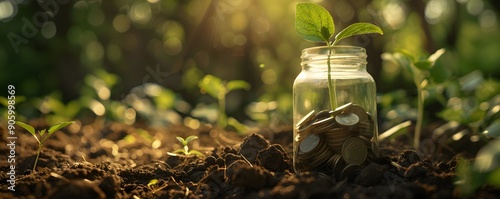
[479,10,497,29]
[261,69,277,85]
[41,22,57,39]
[163,38,182,55]
[86,41,104,62]
[0,1,14,21]
[113,15,131,33]
[129,1,152,25]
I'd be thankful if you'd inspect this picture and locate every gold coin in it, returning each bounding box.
[341,137,367,165]
[299,134,320,154]
[335,112,360,126]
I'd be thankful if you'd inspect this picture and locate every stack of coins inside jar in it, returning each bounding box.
[295,102,378,181]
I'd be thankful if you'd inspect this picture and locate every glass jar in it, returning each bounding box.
[293,46,379,180]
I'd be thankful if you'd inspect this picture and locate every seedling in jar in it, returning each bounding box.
[295,2,383,109]
[16,121,74,173]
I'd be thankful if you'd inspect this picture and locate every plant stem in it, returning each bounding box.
[33,145,42,173]
[217,89,226,128]
[414,85,424,149]
[327,46,337,110]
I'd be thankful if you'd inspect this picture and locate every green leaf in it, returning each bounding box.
[188,150,204,157]
[40,129,46,136]
[147,179,158,188]
[226,80,250,92]
[176,136,185,145]
[295,2,334,43]
[47,121,74,135]
[333,22,383,45]
[16,121,36,136]
[414,60,433,70]
[198,75,222,98]
[185,135,198,144]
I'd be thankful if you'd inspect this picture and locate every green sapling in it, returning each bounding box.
[16,121,74,173]
[295,2,383,109]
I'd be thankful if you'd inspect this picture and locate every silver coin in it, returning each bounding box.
[341,137,367,165]
[339,164,360,180]
[296,110,316,129]
[335,112,360,126]
[299,134,320,153]
[324,128,351,152]
[333,102,353,113]
[312,116,336,133]
[347,105,369,122]
[309,142,334,168]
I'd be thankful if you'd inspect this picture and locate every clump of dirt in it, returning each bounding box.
[0,122,499,198]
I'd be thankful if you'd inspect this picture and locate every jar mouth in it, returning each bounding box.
[301,45,367,65]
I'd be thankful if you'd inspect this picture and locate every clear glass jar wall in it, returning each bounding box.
[293,46,379,180]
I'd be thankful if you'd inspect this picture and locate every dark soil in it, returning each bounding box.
[1,120,499,199]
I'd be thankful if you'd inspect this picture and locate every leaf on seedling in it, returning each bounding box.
[16,121,36,136]
[147,179,159,188]
[188,150,204,157]
[226,80,250,92]
[333,23,383,45]
[48,121,74,135]
[40,129,46,136]
[198,75,222,98]
[428,48,446,63]
[414,60,433,70]
[185,135,198,144]
[295,2,334,43]
[176,136,185,145]
[167,149,186,156]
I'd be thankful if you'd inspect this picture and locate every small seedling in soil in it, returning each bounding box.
[147,179,168,194]
[198,74,250,129]
[167,136,204,157]
[295,2,383,109]
[15,121,74,173]
[382,48,445,149]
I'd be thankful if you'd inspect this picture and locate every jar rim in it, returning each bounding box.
[301,45,367,64]
[301,45,366,55]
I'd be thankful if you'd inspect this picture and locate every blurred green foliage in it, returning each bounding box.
[0,0,499,194]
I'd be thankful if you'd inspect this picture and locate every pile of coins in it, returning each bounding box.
[294,103,378,181]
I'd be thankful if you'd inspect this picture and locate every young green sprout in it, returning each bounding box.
[295,2,383,109]
[382,48,445,149]
[15,121,74,173]
[167,136,204,157]
[147,179,168,194]
[198,74,250,128]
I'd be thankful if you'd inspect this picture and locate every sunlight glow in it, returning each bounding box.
[113,15,130,33]
[425,0,447,24]
[383,2,406,29]
[129,1,152,24]
[0,1,14,21]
